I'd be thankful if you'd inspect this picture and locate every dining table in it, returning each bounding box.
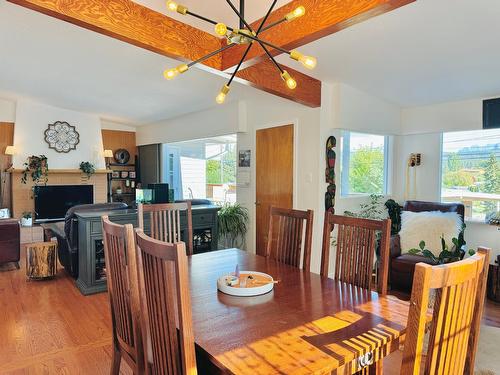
[188,249,412,374]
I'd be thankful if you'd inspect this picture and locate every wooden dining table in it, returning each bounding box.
[188,249,412,374]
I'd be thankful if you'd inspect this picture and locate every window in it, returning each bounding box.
[163,134,237,204]
[341,131,389,196]
[441,129,500,220]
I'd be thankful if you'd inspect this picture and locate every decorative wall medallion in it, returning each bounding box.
[44,121,80,153]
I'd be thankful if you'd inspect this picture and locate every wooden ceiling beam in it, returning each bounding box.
[8,0,322,107]
[222,0,415,70]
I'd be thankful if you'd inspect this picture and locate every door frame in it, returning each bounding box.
[252,120,299,253]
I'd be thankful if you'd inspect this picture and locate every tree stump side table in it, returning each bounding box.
[26,242,58,280]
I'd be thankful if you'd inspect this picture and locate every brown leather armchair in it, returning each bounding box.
[390,200,465,293]
[0,219,21,269]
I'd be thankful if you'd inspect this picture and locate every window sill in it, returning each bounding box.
[465,218,499,227]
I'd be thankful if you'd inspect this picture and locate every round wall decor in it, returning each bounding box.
[114,149,130,164]
[44,121,80,153]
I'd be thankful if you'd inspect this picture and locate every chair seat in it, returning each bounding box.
[392,254,436,273]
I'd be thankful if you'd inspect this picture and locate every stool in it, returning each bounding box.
[26,242,58,280]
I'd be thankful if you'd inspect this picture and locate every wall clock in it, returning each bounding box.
[44,121,80,153]
[114,149,130,164]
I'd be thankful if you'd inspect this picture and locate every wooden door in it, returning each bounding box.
[256,124,293,255]
[0,123,14,210]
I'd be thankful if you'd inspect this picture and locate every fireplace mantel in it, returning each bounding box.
[8,169,111,174]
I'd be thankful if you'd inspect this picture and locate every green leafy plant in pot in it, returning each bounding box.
[408,226,474,265]
[79,161,96,179]
[21,211,33,227]
[21,155,48,184]
[217,203,249,249]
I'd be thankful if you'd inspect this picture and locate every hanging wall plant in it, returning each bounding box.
[79,161,96,179]
[21,155,48,185]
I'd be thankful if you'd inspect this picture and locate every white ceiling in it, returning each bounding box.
[276,0,500,107]
[1,0,500,125]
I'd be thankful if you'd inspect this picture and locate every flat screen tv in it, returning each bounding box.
[34,185,94,222]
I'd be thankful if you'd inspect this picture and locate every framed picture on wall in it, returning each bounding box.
[239,150,251,167]
[112,171,120,178]
[121,171,129,178]
[129,171,136,179]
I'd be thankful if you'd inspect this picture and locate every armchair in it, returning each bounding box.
[390,200,465,293]
[51,203,127,278]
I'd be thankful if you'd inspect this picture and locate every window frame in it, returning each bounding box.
[341,130,390,197]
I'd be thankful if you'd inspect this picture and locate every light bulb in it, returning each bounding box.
[166,0,177,11]
[214,23,228,36]
[163,64,189,80]
[216,85,230,104]
[163,68,179,80]
[289,50,317,70]
[285,5,306,21]
[166,0,187,14]
[280,70,297,90]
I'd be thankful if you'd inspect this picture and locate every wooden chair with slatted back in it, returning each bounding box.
[102,216,144,375]
[265,206,314,271]
[320,213,391,295]
[138,201,193,255]
[401,247,491,375]
[133,229,197,375]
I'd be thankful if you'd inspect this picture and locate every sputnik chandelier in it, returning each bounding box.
[164,0,317,104]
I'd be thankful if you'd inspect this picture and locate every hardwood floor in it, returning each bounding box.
[0,252,132,374]
[0,252,498,374]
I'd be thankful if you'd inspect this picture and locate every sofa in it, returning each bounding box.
[51,203,127,278]
[0,219,20,269]
[390,200,465,293]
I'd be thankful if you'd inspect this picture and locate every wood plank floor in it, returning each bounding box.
[0,253,498,374]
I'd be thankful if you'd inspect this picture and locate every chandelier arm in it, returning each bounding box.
[260,17,287,33]
[187,43,237,68]
[235,32,290,55]
[227,43,254,86]
[186,10,234,32]
[256,40,284,73]
[256,0,278,34]
[225,0,253,31]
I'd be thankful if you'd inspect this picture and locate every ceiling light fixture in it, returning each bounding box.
[164,0,317,104]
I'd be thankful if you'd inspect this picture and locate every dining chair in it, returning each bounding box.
[133,229,197,375]
[401,247,490,375]
[320,213,391,295]
[265,206,314,270]
[138,201,193,255]
[102,216,144,375]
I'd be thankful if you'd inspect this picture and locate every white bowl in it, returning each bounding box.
[217,271,274,297]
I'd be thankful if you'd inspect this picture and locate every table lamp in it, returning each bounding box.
[103,149,113,169]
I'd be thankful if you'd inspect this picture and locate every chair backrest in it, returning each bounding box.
[101,216,144,370]
[320,213,391,295]
[404,200,465,223]
[138,202,193,255]
[401,247,490,375]
[134,229,197,375]
[265,206,314,270]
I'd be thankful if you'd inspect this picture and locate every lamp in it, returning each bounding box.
[4,146,15,156]
[104,149,113,169]
[3,146,15,172]
[163,0,317,104]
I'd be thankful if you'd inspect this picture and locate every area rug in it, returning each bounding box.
[475,325,500,374]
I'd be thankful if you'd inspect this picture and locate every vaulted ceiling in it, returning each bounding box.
[1,0,500,125]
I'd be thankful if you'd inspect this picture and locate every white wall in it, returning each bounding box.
[398,98,499,260]
[101,119,137,132]
[0,97,16,122]
[12,99,105,169]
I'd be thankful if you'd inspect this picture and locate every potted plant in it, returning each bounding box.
[21,211,33,227]
[217,203,249,249]
[79,161,96,179]
[21,155,48,184]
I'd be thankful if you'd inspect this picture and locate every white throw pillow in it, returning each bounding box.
[399,211,462,257]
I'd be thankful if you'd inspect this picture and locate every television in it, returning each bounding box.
[483,97,500,129]
[34,185,94,222]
